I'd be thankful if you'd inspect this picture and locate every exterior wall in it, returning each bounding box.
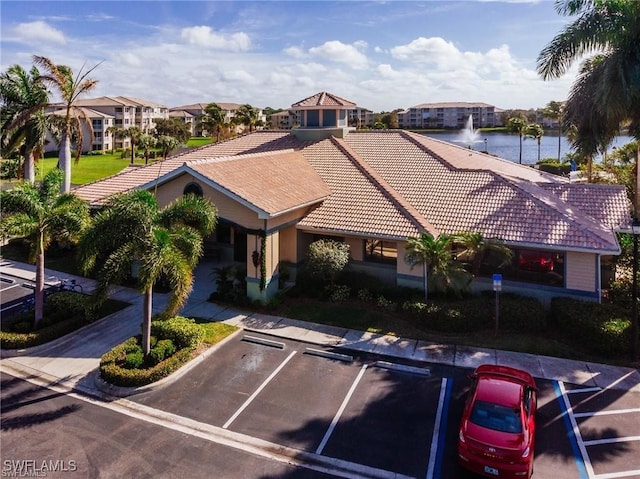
[565,251,597,292]
[398,104,496,129]
[246,232,279,302]
[279,225,298,263]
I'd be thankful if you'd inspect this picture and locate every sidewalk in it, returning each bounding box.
[1,259,639,397]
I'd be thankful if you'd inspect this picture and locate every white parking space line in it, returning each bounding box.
[574,408,640,418]
[241,335,286,349]
[222,350,297,429]
[304,348,353,363]
[583,436,640,447]
[425,377,448,479]
[592,471,640,479]
[373,361,430,377]
[315,364,368,455]
[558,380,596,478]
[565,387,602,394]
[0,283,21,292]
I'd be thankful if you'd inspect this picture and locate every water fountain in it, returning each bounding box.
[455,115,483,150]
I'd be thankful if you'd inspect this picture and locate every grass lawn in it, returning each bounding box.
[30,137,215,186]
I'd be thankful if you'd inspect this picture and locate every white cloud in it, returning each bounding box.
[284,46,306,59]
[12,21,66,45]
[308,40,369,69]
[180,26,251,51]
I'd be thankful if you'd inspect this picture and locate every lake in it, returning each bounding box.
[423,131,634,166]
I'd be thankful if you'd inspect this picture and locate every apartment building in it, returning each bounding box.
[270,106,373,130]
[170,102,266,136]
[46,96,169,153]
[398,102,497,129]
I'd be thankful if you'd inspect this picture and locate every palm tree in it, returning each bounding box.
[157,135,180,160]
[138,133,157,164]
[197,103,227,142]
[0,169,89,326]
[106,125,126,154]
[33,55,101,193]
[405,232,471,299]
[451,232,513,278]
[537,0,640,204]
[526,123,545,163]
[563,56,617,183]
[126,126,143,164]
[542,101,564,161]
[78,190,217,353]
[0,64,50,182]
[507,117,528,164]
[233,104,260,133]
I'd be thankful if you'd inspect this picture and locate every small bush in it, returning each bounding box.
[124,350,144,369]
[327,284,351,302]
[376,295,396,311]
[47,291,96,321]
[148,339,176,365]
[150,316,204,350]
[357,288,373,302]
[306,239,350,284]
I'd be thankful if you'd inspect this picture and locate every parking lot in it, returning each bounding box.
[0,272,38,320]
[127,330,640,479]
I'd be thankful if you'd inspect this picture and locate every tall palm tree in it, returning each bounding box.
[563,56,617,183]
[542,101,564,161]
[106,125,126,154]
[33,55,101,193]
[138,133,157,164]
[233,104,260,133]
[0,169,89,326]
[526,123,545,163]
[405,232,471,299]
[126,126,143,164]
[507,117,528,164]
[157,135,180,160]
[197,103,227,142]
[78,190,217,353]
[537,0,640,203]
[451,232,513,278]
[0,64,50,182]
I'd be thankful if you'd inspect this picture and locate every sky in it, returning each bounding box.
[0,0,583,113]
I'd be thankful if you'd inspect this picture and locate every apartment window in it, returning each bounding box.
[124,119,129,125]
[115,119,123,126]
[115,107,123,113]
[92,144,102,151]
[124,107,130,113]
[364,239,397,265]
[92,119,102,128]
[93,132,102,139]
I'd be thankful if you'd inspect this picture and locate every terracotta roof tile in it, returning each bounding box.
[291,91,357,108]
[72,128,630,253]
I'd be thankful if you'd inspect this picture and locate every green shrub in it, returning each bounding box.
[403,298,492,333]
[326,284,351,302]
[100,337,194,387]
[550,297,631,357]
[306,239,350,284]
[151,316,204,349]
[376,295,396,311]
[357,288,373,302]
[125,350,144,369]
[0,317,83,349]
[148,339,176,365]
[47,291,96,321]
[495,294,545,332]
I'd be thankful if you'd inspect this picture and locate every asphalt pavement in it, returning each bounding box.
[1,258,639,399]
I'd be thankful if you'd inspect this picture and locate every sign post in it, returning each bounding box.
[493,274,502,336]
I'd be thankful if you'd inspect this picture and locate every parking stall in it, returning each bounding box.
[556,381,640,479]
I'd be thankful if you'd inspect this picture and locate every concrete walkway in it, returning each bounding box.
[1,259,639,396]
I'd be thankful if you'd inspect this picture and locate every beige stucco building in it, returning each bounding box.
[74,92,632,304]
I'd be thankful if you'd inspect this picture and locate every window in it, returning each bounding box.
[479,248,564,287]
[364,239,397,265]
[183,182,203,196]
[115,107,123,113]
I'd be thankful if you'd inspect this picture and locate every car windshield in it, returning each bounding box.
[470,400,522,433]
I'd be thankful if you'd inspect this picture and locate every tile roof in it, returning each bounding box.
[291,91,357,108]
[72,129,631,253]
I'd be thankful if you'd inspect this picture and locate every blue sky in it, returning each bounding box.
[1,1,581,112]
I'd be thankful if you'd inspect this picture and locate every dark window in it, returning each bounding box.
[479,248,564,287]
[216,223,232,244]
[183,182,203,196]
[364,239,397,265]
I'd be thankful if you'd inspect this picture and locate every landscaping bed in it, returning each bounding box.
[0,291,129,349]
[100,316,237,387]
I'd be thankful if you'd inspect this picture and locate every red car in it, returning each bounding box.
[458,364,537,478]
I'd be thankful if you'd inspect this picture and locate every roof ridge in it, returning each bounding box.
[330,136,438,236]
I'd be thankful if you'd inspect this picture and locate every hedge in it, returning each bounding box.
[550,297,631,357]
